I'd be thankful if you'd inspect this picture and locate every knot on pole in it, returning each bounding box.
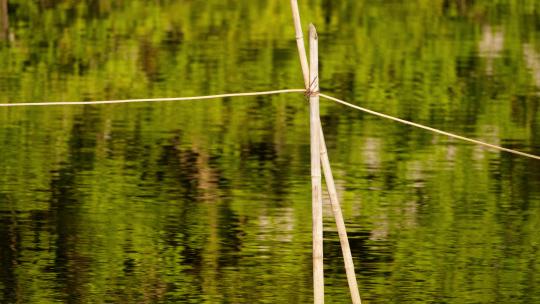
[305,75,319,97]
[305,89,320,98]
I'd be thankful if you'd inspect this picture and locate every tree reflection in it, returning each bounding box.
[0,0,8,41]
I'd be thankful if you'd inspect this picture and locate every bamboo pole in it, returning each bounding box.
[319,128,362,304]
[289,2,362,303]
[290,0,310,89]
[309,23,324,304]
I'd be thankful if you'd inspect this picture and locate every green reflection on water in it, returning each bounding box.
[0,0,539,303]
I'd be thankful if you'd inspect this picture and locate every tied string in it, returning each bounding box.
[0,89,306,107]
[0,88,538,160]
[319,93,540,161]
[305,76,320,98]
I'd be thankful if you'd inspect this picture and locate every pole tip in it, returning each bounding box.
[309,24,318,39]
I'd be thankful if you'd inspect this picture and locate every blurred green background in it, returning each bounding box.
[0,0,539,303]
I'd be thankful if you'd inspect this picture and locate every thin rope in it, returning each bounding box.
[0,89,306,107]
[320,93,540,161]
[1,88,538,160]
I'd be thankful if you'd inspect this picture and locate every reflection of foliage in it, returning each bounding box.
[0,0,539,303]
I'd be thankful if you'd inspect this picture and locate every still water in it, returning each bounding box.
[1,1,540,303]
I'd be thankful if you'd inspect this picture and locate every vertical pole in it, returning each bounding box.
[320,129,362,304]
[289,2,362,303]
[309,24,324,304]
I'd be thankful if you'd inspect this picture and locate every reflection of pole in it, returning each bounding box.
[309,24,324,304]
[0,0,7,40]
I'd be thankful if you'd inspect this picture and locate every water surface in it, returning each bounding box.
[1,1,540,303]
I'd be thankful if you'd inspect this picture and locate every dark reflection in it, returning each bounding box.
[139,37,161,82]
[442,0,475,16]
[0,0,7,41]
[48,108,100,303]
[217,202,244,268]
[326,230,394,267]
[0,198,20,302]
[157,137,201,200]
[242,140,276,163]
